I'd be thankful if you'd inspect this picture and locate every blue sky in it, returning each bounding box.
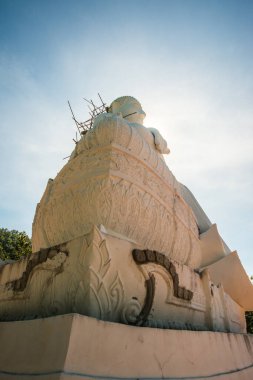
[0,0,253,275]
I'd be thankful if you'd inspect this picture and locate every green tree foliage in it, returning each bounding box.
[245,276,253,334]
[0,228,32,261]
[246,311,253,334]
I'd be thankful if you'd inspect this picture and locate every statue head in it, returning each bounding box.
[109,96,146,125]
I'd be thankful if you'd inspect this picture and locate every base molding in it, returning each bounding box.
[0,314,253,379]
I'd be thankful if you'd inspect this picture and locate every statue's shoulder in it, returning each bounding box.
[69,113,130,160]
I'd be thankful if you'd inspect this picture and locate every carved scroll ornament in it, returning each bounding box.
[132,249,193,302]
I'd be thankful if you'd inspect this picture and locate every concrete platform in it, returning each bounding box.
[0,313,253,379]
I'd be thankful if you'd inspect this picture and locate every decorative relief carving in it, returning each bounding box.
[132,249,193,301]
[134,273,156,326]
[7,245,68,292]
[2,99,247,333]
[121,298,142,325]
[0,228,125,323]
[79,115,167,178]
[32,120,201,269]
[76,226,124,321]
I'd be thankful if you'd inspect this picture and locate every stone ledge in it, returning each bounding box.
[0,314,253,380]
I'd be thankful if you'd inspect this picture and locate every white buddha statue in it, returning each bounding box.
[104,96,170,155]
[31,94,253,316]
[106,96,213,234]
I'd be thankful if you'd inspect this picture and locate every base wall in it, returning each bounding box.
[0,228,246,333]
[0,314,253,380]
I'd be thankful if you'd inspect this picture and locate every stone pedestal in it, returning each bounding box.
[0,314,253,380]
[0,227,246,333]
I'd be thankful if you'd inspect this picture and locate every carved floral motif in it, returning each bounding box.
[32,118,201,269]
[83,226,124,320]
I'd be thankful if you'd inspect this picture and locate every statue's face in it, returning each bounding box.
[122,101,146,125]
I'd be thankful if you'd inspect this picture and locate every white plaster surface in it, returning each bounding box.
[0,314,253,379]
[207,251,253,310]
[178,183,212,234]
[200,224,226,267]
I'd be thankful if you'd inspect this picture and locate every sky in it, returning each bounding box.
[0,0,253,276]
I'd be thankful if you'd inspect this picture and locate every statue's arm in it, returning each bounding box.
[148,128,170,154]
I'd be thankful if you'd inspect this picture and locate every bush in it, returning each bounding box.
[0,228,32,261]
[246,311,253,333]
[245,276,253,333]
